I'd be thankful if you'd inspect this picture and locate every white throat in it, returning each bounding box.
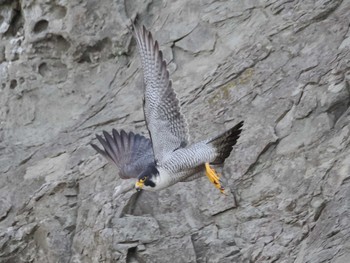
[146,167,174,191]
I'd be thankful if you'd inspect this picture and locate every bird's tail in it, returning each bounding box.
[206,121,244,165]
[90,130,154,178]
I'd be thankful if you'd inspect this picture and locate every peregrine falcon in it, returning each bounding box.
[91,23,244,194]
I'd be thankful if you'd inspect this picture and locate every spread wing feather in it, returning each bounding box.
[132,24,189,163]
[91,129,155,179]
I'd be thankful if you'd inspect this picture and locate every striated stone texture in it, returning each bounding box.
[1,0,350,262]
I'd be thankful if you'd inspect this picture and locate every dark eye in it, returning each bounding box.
[141,176,147,182]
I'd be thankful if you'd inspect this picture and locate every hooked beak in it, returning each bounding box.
[135,180,144,191]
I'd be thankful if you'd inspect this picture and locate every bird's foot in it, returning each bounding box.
[205,163,227,195]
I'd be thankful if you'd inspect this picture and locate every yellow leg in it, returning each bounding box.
[205,163,227,195]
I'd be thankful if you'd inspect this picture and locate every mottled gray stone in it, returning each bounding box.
[0,5,14,34]
[139,236,197,263]
[1,0,350,262]
[176,24,216,54]
[111,216,160,243]
[0,198,11,221]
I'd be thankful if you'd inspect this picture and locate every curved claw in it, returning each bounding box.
[205,163,226,195]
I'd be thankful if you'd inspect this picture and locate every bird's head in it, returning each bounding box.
[135,163,159,191]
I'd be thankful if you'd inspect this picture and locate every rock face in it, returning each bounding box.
[1,0,350,262]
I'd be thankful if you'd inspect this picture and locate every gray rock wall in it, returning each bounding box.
[1,0,350,262]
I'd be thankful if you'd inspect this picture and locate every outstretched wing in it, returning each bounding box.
[132,24,189,163]
[91,129,155,179]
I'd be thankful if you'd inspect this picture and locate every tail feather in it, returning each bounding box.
[112,129,121,154]
[207,121,244,165]
[95,133,117,164]
[112,129,125,157]
[103,131,120,163]
[90,129,155,179]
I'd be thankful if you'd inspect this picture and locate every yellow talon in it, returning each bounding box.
[205,163,227,195]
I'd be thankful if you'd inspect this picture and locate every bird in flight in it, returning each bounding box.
[91,23,244,194]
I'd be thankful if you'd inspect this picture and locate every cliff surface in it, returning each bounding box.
[1,0,350,262]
